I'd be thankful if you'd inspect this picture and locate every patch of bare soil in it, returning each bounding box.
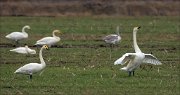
[1,0,179,16]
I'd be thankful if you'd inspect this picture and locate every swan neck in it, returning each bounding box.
[22,26,28,37]
[22,26,27,33]
[52,31,60,41]
[39,47,46,67]
[116,31,120,36]
[133,31,141,53]
[116,26,120,36]
[53,31,58,37]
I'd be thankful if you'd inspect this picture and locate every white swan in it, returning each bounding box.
[114,27,162,76]
[103,26,121,44]
[35,30,61,47]
[5,25,30,44]
[10,45,36,55]
[14,45,49,79]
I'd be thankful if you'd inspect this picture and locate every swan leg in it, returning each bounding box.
[29,75,32,79]
[128,71,132,77]
[132,71,135,76]
[109,44,113,60]
[109,48,112,60]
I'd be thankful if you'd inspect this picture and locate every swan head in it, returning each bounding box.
[52,30,62,37]
[30,50,36,54]
[24,25,31,29]
[121,67,128,71]
[24,44,28,47]
[43,45,49,50]
[133,26,141,32]
[53,30,62,34]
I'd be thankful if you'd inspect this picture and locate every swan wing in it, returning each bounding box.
[114,53,136,65]
[143,54,162,65]
[10,47,27,54]
[6,32,26,40]
[15,63,42,74]
[36,37,59,45]
[36,37,53,43]
[103,34,119,42]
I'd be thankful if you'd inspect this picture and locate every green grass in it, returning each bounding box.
[0,16,179,95]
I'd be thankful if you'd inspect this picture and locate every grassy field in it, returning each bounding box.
[0,16,179,95]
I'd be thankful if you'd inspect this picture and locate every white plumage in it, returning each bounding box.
[14,45,49,79]
[35,30,61,47]
[5,25,30,44]
[114,27,162,76]
[10,45,36,54]
[103,26,121,44]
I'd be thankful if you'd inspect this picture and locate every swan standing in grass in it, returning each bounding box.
[35,30,62,47]
[14,45,49,79]
[5,25,30,44]
[103,26,121,45]
[10,44,36,55]
[103,26,121,59]
[114,27,162,76]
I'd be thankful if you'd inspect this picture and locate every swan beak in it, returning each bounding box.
[138,26,141,29]
[46,47,49,50]
[55,31,62,36]
[58,31,62,34]
[28,26,31,29]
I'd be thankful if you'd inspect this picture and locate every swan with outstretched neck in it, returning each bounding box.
[14,45,49,79]
[114,27,162,76]
[35,30,62,47]
[6,25,30,44]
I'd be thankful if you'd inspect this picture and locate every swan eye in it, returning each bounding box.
[46,46,48,49]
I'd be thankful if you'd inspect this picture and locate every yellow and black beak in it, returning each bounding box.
[44,45,49,50]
